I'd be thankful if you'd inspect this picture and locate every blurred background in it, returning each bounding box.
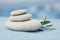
[0,0,60,19]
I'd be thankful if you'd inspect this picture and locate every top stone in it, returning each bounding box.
[10,9,28,16]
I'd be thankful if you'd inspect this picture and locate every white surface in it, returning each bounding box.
[0,17,60,40]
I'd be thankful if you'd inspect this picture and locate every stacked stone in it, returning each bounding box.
[6,9,41,31]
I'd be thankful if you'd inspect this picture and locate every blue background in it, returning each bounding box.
[0,1,60,19]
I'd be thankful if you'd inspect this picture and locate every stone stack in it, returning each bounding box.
[6,9,41,31]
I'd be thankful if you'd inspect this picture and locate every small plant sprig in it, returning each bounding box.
[40,16,55,30]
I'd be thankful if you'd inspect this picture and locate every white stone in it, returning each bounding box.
[6,20,41,31]
[10,9,28,16]
[9,14,32,22]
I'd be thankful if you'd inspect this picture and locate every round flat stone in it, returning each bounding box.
[10,9,28,16]
[6,20,41,31]
[9,14,32,22]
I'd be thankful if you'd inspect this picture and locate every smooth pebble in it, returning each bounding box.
[6,20,41,31]
[10,9,27,16]
[9,14,32,22]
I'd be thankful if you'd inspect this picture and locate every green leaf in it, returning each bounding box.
[46,25,53,27]
[40,16,55,31]
[41,21,51,25]
[41,16,51,25]
[45,28,56,30]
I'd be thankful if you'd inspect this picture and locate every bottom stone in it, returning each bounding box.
[6,19,41,31]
